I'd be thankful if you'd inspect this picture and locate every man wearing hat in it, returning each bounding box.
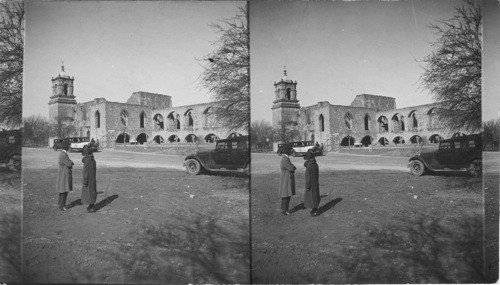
[56,142,74,211]
[279,144,296,215]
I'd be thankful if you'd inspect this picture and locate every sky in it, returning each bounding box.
[249,0,481,123]
[483,0,500,122]
[23,1,243,118]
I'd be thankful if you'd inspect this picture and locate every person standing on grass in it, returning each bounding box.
[56,142,74,211]
[304,149,320,216]
[81,145,97,213]
[279,144,296,216]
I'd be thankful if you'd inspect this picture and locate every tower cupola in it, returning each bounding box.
[49,63,76,104]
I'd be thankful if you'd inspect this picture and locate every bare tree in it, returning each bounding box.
[23,115,51,146]
[198,4,249,132]
[250,120,274,151]
[483,119,500,151]
[419,0,481,133]
[0,1,23,127]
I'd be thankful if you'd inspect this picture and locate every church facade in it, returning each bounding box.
[271,69,469,151]
[48,66,246,148]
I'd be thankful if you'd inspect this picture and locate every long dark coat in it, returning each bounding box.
[279,155,296,197]
[81,154,97,205]
[304,158,320,209]
[56,150,73,193]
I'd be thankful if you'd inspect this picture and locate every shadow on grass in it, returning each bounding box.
[0,211,21,283]
[427,170,473,177]
[94,194,119,212]
[317,197,342,216]
[326,213,486,283]
[69,213,250,284]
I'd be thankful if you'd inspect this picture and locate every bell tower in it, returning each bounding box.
[271,67,300,128]
[48,64,77,124]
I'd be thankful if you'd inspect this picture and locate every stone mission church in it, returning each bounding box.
[272,68,470,151]
[48,65,246,147]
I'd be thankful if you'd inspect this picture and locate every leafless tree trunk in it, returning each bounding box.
[0,1,23,127]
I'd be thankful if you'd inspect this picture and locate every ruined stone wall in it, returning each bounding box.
[350,94,396,111]
[126,91,172,108]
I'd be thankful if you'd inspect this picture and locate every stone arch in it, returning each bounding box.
[116,133,130,143]
[153,113,164,130]
[410,135,423,144]
[378,137,389,146]
[393,136,405,144]
[285,88,291,100]
[63,83,68,95]
[340,136,355,146]
[184,109,194,127]
[139,111,146,128]
[167,112,176,130]
[204,133,219,143]
[95,111,100,128]
[391,113,404,132]
[176,114,181,130]
[361,135,373,146]
[120,110,129,126]
[203,107,213,128]
[319,114,325,132]
[377,116,388,132]
[427,108,437,129]
[153,135,164,144]
[429,134,443,143]
[168,134,180,143]
[185,134,198,143]
[136,133,148,144]
[408,110,418,129]
[364,114,370,131]
[344,112,353,130]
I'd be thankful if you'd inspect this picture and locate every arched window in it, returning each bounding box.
[364,114,370,131]
[377,116,388,132]
[153,113,164,130]
[63,83,68,95]
[176,114,181,130]
[285,88,291,100]
[140,112,146,128]
[319,114,325,132]
[120,110,128,126]
[185,109,194,127]
[409,111,418,129]
[95,111,100,128]
[345,113,353,130]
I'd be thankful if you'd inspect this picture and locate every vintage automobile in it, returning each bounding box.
[184,135,249,175]
[58,137,98,152]
[408,134,482,176]
[277,140,323,156]
[52,138,66,150]
[0,129,22,172]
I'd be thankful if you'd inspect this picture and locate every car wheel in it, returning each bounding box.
[7,154,21,173]
[69,147,73,152]
[185,159,202,175]
[291,150,296,157]
[467,159,482,177]
[53,146,58,151]
[409,160,426,176]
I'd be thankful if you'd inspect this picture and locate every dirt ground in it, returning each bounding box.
[0,167,21,283]
[251,152,499,284]
[22,148,250,284]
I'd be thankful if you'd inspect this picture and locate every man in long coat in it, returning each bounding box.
[279,145,296,215]
[81,145,97,213]
[304,149,320,216]
[56,142,74,211]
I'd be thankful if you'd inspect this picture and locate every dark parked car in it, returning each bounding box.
[408,134,482,176]
[184,135,249,175]
[53,138,66,150]
[0,129,22,172]
[277,141,324,156]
